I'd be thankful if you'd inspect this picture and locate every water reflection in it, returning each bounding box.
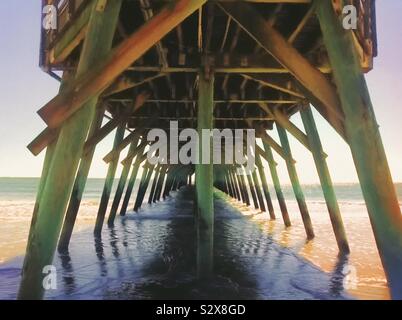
[59,252,75,295]
[0,187,353,300]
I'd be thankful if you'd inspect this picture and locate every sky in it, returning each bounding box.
[0,1,401,183]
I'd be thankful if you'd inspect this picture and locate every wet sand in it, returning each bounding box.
[0,186,390,299]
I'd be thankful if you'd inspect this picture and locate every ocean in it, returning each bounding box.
[0,178,401,300]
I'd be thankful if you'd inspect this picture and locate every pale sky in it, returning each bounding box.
[0,1,401,183]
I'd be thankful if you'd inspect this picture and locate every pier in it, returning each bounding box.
[19,0,402,299]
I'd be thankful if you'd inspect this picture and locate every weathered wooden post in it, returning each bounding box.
[228,169,240,200]
[230,168,243,202]
[277,124,314,239]
[120,154,144,216]
[133,165,150,211]
[196,70,214,279]
[227,171,234,197]
[107,138,140,226]
[226,168,241,200]
[255,153,275,219]
[134,164,155,212]
[148,165,161,203]
[246,168,259,210]
[262,141,291,227]
[301,104,349,253]
[163,169,174,199]
[18,1,123,300]
[224,174,232,196]
[58,108,105,252]
[252,169,266,212]
[153,165,168,202]
[315,0,402,298]
[237,167,250,206]
[94,124,126,237]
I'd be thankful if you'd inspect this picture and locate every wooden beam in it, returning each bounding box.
[38,0,207,128]
[103,73,166,97]
[109,99,298,104]
[218,2,346,139]
[241,74,305,98]
[127,65,331,74]
[315,0,402,298]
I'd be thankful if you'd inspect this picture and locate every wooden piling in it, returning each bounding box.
[255,153,275,219]
[120,154,144,216]
[94,124,126,236]
[107,139,139,227]
[262,141,291,227]
[134,164,155,212]
[153,165,168,202]
[18,1,123,299]
[237,168,250,206]
[301,104,349,253]
[148,165,161,204]
[196,71,214,278]
[315,0,402,298]
[277,124,314,239]
[252,169,266,212]
[57,108,105,252]
[246,169,259,210]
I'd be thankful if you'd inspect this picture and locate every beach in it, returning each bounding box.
[0,178,400,300]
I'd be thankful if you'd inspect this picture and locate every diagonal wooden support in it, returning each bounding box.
[237,166,251,206]
[103,126,148,163]
[241,74,305,98]
[218,1,346,139]
[258,103,312,152]
[38,0,207,129]
[29,91,150,156]
[315,0,402,298]
[277,123,314,240]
